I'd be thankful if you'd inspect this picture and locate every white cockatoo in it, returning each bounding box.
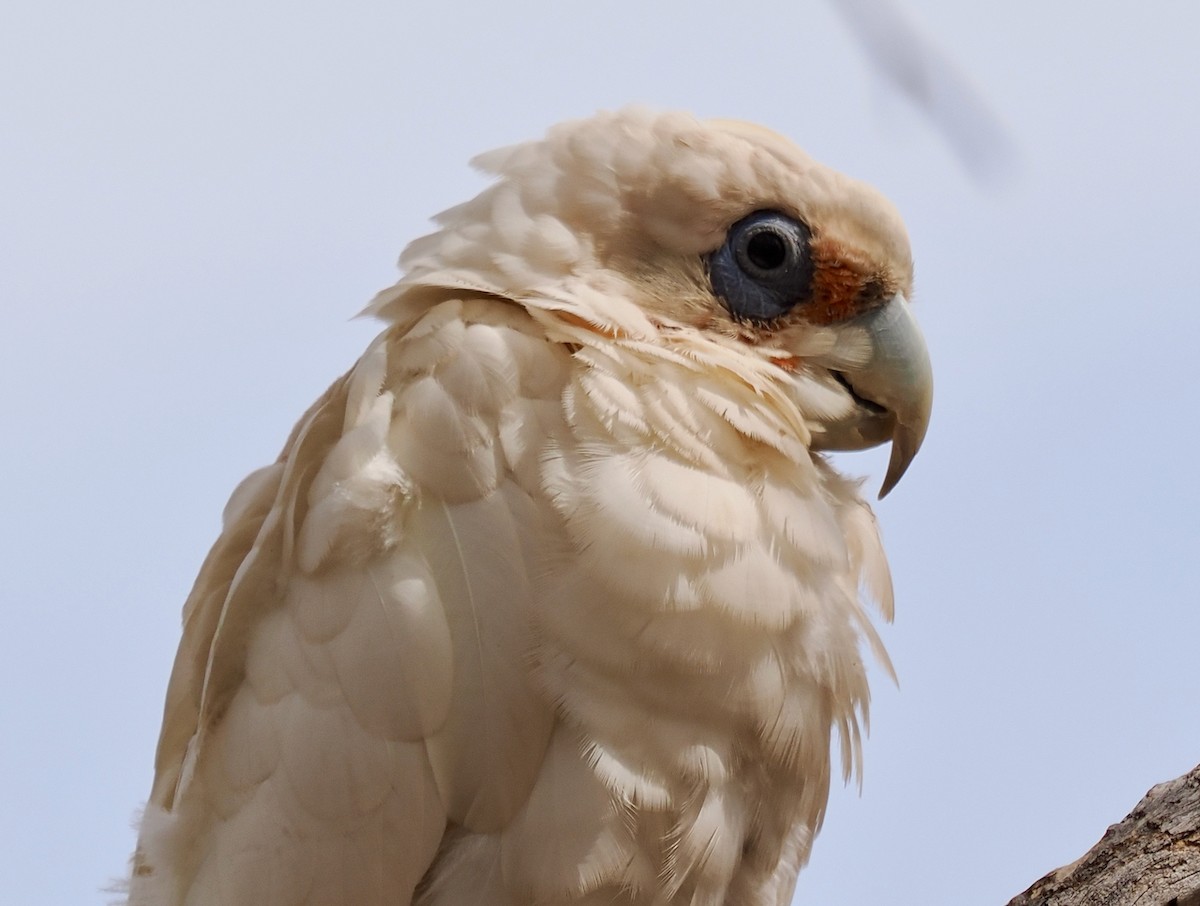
[128,108,932,906]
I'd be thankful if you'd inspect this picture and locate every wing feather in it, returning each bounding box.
[415,488,555,831]
[135,300,565,905]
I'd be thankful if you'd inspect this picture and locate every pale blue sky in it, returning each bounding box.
[2,1,1198,903]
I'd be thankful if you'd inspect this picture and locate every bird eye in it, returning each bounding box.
[707,211,814,322]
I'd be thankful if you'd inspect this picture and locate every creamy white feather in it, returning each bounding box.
[129,107,923,906]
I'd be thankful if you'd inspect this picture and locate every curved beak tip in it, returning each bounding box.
[852,293,933,499]
[804,293,933,498]
[878,423,925,499]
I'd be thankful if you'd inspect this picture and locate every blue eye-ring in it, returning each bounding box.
[707,211,814,322]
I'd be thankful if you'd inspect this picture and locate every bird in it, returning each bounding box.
[126,107,933,906]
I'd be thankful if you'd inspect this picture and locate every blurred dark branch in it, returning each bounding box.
[830,0,1017,185]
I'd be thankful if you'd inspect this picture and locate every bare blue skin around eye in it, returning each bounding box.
[708,211,814,322]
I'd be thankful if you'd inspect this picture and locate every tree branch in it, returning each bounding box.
[1007,764,1200,905]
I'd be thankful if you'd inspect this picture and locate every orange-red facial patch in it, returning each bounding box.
[806,236,896,326]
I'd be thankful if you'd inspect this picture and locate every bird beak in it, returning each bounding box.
[813,293,933,498]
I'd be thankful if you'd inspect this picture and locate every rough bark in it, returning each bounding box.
[1008,763,1200,906]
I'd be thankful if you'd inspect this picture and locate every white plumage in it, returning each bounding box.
[128,108,932,906]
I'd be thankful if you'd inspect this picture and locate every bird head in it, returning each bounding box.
[373,108,933,497]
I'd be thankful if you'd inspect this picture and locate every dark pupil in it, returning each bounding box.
[745,230,788,271]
